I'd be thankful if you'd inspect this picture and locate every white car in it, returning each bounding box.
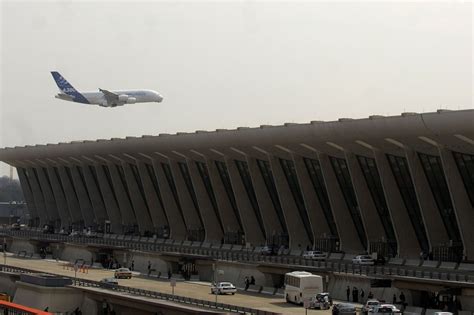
[362,299,381,314]
[370,304,401,314]
[211,282,237,295]
[352,255,375,265]
[303,250,327,260]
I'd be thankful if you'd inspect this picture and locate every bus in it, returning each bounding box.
[284,271,323,305]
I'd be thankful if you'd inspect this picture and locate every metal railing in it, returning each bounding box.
[2,229,474,285]
[0,264,279,315]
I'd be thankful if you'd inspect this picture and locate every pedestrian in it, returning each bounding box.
[131,260,135,271]
[399,292,406,304]
[244,277,250,290]
[250,275,255,285]
[73,307,82,315]
[352,287,359,303]
[393,294,397,304]
[167,269,172,279]
[147,261,152,276]
[368,291,374,299]
[346,286,351,301]
[360,288,365,302]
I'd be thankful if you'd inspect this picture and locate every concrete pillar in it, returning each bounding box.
[439,148,474,260]
[152,160,187,240]
[405,149,448,247]
[225,157,265,246]
[45,167,71,229]
[136,161,169,231]
[35,167,60,226]
[57,166,84,226]
[268,155,311,249]
[94,164,123,234]
[187,159,224,243]
[345,153,386,244]
[373,150,420,258]
[17,168,39,225]
[106,162,137,228]
[68,166,96,227]
[318,153,365,253]
[206,159,241,233]
[247,157,283,239]
[81,165,108,224]
[121,162,154,233]
[25,167,49,226]
[169,160,203,231]
[292,155,332,239]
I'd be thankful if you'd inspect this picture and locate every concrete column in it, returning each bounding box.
[187,159,224,242]
[318,153,365,253]
[206,159,241,233]
[106,162,137,227]
[68,166,96,227]
[46,167,71,229]
[268,155,311,249]
[373,150,420,258]
[35,167,60,226]
[17,168,39,224]
[152,160,187,240]
[94,165,123,234]
[246,157,283,239]
[169,161,203,231]
[439,148,474,260]
[345,153,386,244]
[121,162,154,233]
[81,165,108,224]
[225,157,265,245]
[57,166,84,225]
[292,155,331,239]
[25,167,49,226]
[405,149,448,247]
[136,161,169,231]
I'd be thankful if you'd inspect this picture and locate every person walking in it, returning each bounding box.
[244,277,250,290]
[346,286,351,301]
[130,260,135,271]
[360,288,365,302]
[393,294,397,304]
[250,276,255,285]
[147,261,152,276]
[352,287,359,303]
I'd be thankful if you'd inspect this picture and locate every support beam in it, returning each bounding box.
[17,168,39,226]
[57,166,84,227]
[25,167,49,226]
[46,167,71,229]
[35,167,60,227]
[94,164,123,234]
[81,165,108,225]
[68,166,96,227]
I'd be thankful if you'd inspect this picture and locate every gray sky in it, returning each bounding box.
[0,0,472,176]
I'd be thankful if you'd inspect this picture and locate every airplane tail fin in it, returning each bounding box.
[50,71,90,104]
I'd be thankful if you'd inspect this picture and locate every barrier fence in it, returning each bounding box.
[2,229,474,285]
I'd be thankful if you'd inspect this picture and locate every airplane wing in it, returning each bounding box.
[99,88,119,104]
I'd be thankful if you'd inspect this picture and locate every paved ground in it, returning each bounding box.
[3,253,339,315]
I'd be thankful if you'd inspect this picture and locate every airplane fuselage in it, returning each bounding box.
[56,89,163,107]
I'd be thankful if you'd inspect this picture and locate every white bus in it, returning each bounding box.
[284,271,323,305]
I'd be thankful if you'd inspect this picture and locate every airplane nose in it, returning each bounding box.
[157,95,163,102]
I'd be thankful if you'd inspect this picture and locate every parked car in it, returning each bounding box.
[10,223,20,231]
[332,303,356,315]
[369,304,401,314]
[260,245,277,256]
[352,255,375,265]
[362,299,381,314]
[100,277,118,288]
[210,282,237,295]
[114,268,132,279]
[309,292,332,309]
[303,250,327,260]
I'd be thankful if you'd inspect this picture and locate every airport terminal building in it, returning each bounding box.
[0,109,473,262]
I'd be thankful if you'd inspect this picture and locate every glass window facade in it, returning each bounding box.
[330,157,367,250]
[279,158,313,242]
[76,166,92,204]
[116,165,134,210]
[88,166,106,206]
[235,160,266,236]
[215,161,243,231]
[387,154,430,253]
[419,153,462,244]
[303,157,339,238]
[357,156,397,256]
[129,163,150,212]
[102,165,119,208]
[453,152,474,207]
[144,164,165,210]
[161,163,186,224]
[65,167,80,202]
[195,161,223,232]
[256,159,288,234]
[178,162,204,226]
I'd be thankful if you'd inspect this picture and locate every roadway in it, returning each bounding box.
[3,253,337,315]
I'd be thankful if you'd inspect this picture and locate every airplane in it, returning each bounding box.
[51,71,163,107]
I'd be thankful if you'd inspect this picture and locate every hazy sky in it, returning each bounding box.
[0,0,472,176]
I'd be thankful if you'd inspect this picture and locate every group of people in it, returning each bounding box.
[244,276,256,290]
[346,286,366,303]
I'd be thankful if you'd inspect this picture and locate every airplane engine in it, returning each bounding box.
[126,97,137,104]
[118,94,129,102]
